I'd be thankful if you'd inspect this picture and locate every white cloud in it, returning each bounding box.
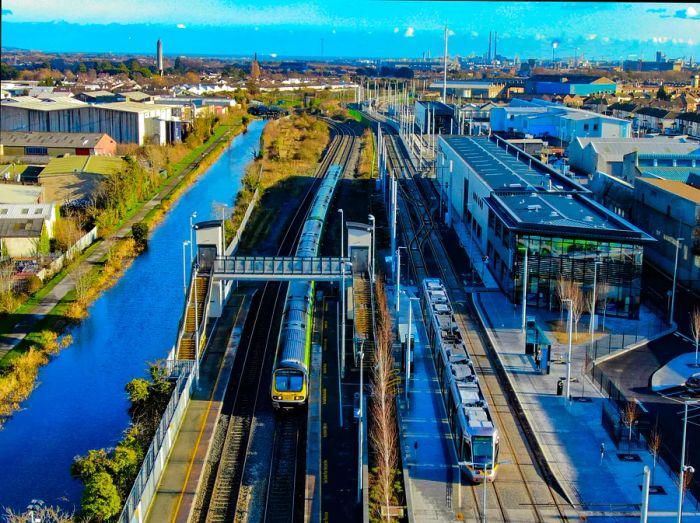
[601,36,610,43]
[687,6,698,17]
[270,53,277,58]
[176,23,186,29]
[652,36,669,44]
[393,27,399,34]
[404,26,415,38]
[331,29,336,34]
[470,31,479,38]
[585,34,597,41]
[447,29,455,37]
[534,33,546,41]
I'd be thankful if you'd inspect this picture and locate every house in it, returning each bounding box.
[76,90,125,104]
[634,107,679,133]
[676,112,700,139]
[38,155,125,205]
[608,102,641,121]
[0,203,56,257]
[0,131,117,157]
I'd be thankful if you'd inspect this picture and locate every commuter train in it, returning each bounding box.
[271,164,343,409]
[421,278,500,482]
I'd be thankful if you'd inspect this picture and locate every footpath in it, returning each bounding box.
[0,125,239,359]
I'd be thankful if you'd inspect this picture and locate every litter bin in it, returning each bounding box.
[556,379,564,396]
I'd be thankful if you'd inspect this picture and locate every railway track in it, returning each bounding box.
[193,118,357,523]
[380,124,574,522]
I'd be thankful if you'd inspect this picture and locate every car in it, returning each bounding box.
[685,373,700,394]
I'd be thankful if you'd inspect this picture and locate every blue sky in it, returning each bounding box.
[1,1,699,60]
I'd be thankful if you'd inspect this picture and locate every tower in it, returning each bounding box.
[156,39,163,75]
[250,52,261,81]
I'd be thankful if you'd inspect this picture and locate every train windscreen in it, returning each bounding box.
[275,370,304,392]
[471,436,494,468]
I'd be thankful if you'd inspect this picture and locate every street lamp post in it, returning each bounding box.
[182,240,191,296]
[396,246,406,313]
[678,400,698,523]
[591,259,601,343]
[368,214,376,283]
[521,238,529,332]
[193,262,200,384]
[670,237,684,325]
[189,211,197,262]
[357,347,365,504]
[563,298,574,402]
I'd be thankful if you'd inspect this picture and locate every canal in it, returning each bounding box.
[0,120,265,511]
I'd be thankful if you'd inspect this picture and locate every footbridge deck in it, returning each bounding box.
[212,255,351,281]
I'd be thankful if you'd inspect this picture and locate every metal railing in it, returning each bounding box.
[117,361,195,523]
[213,255,350,280]
[587,314,668,363]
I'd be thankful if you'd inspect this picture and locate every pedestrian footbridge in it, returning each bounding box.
[212,255,352,281]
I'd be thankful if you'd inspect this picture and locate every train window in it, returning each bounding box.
[275,371,304,392]
[471,436,494,468]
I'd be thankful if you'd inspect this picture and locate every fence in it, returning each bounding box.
[117,360,195,523]
[586,313,667,363]
[35,226,98,281]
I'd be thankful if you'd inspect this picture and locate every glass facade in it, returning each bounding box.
[511,235,644,319]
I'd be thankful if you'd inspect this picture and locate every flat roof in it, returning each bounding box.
[40,155,124,176]
[488,192,654,243]
[1,131,111,149]
[93,101,175,113]
[442,135,581,192]
[1,97,87,111]
[0,184,43,204]
[637,178,700,204]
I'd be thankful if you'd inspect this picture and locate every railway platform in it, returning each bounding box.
[390,286,465,522]
[143,291,253,523]
[473,289,700,520]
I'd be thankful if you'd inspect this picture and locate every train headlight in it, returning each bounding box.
[273,396,280,400]
[294,395,304,400]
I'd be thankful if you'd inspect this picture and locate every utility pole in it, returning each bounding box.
[443,25,449,103]
[670,237,684,325]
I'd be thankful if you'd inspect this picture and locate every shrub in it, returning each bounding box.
[26,275,43,295]
[131,222,149,251]
[80,471,121,521]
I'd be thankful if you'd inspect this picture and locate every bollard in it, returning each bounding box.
[556,379,564,396]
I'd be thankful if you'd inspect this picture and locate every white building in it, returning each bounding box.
[0,203,56,257]
[490,98,631,144]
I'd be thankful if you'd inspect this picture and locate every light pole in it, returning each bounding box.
[396,246,407,312]
[406,296,419,403]
[339,208,345,377]
[563,298,573,401]
[670,237,684,325]
[189,211,197,262]
[357,346,365,504]
[641,465,651,523]
[521,238,529,332]
[193,262,200,383]
[677,400,698,523]
[368,214,376,283]
[590,259,601,342]
[338,208,345,259]
[182,240,191,296]
[221,204,229,236]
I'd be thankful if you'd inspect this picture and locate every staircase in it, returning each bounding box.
[176,274,210,360]
[352,272,375,366]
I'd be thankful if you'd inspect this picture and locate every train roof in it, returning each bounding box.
[422,278,496,434]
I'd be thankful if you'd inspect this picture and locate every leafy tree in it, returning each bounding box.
[70,449,111,482]
[125,378,150,404]
[80,472,121,522]
[0,62,19,80]
[656,85,670,101]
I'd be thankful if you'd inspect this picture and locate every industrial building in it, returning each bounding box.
[0,131,117,157]
[524,74,617,97]
[567,136,698,177]
[490,98,630,144]
[427,80,507,100]
[38,155,125,205]
[414,100,454,134]
[0,98,184,145]
[438,135,653,318]
[623,59,682,72]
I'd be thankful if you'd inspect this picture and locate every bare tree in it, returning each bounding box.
[648,423,662,485]
[3,504,73,523]
[622,400,639,448]
[371,278,399,520]
[555,275,572,322]
[570,284,586,338]
[691,307,700,367]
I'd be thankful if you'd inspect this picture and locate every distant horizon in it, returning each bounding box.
[2,2,699,61]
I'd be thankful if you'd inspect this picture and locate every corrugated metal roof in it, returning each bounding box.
[93,101,175,113]
[638,177,700,204]
[0,203,53,220]
[0,131,111,149]
[0,218,44,238]
[1,97,88,111]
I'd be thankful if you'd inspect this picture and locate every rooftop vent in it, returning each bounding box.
[527,204,542,212]
[584,215,594,222]
[550,211,559,217]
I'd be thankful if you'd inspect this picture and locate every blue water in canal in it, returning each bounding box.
[0,120,265,511]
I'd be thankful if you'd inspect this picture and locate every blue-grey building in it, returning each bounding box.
[524,74,617,97]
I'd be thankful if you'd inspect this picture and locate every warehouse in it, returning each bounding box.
[0,131,117,157]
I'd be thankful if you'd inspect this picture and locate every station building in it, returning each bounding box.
[438,135,654,318]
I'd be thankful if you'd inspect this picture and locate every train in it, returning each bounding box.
[421,278,500,482]
[271,164,343,409]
